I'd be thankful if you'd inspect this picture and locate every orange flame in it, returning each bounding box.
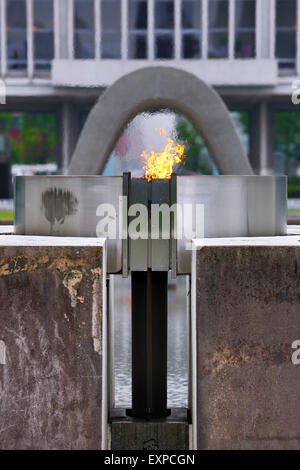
[141,127,186,182]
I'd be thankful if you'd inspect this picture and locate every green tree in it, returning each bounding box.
[0,112,56,164]
[238,110,300,175]
[0,113,15,131]
[237,112,249,136]
[176,118,214,174]
[17,113,56,164]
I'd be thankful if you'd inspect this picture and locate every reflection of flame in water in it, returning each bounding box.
[141,127,186,181]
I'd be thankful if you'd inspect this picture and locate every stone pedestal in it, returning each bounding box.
[0,236,107,450]
[111,409,189,450]
[191,237,300,450]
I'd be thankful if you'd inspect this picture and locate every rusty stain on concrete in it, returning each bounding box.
[91,267,102,355]
[201,342,292,378]
[62,270,84,308]
[0,252,98,277]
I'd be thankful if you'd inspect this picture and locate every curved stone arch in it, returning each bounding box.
[68,66,253,175]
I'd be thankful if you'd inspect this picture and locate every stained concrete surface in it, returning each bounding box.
[193,240,300,449]
[0,237,106,449]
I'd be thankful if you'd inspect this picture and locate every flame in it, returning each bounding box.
[141,128,186,182]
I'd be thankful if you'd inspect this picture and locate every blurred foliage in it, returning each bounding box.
[288,185,300,198]
[239,110,300,176]
[0,113,14,131]
[176,112,249,175]
[0,112,56,164]
[176,118,214,174]
[274,112,300,175]
[239,111,300,196]
[0,211,13,220]
[238,112,250,135]
[287,175,300,198]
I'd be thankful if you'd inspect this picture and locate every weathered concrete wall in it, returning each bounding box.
[192,239,300,450]
[0,236,107,450]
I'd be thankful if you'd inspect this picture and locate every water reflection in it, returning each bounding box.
[112,274,189,408]
[167,275,189,408]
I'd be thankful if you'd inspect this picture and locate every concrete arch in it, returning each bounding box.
[68,66,253,175]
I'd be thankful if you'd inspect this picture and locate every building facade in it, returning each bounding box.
[0,0,299,174]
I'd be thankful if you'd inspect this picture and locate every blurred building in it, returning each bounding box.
[0,0,299,174]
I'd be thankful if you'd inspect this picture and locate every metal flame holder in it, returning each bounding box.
[14,173,287,421]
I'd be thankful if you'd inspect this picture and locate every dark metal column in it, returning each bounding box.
[130,270,169,419]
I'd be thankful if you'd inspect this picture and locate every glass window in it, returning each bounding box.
[276,0,296,69]
[156,34,173,58]
[155,0,174,59]
[235,0,255,58]
[101,0,121,58]
[276,31,296,62]
[128,0,148,58]
[208,0,228,58]
[34,0,54,70]
[74,0,95,59]
[6,0,27,71]
[276,0,296,28]
[128,0,147,29]
[128,34,147,59]
[181,0,201,58]
[182,0,201,29]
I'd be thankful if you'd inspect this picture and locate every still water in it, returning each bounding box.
[112,274,189,408]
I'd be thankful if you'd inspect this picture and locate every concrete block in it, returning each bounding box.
[0,236,107,450]
[191,236,300,450]
[111,409,189,450]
